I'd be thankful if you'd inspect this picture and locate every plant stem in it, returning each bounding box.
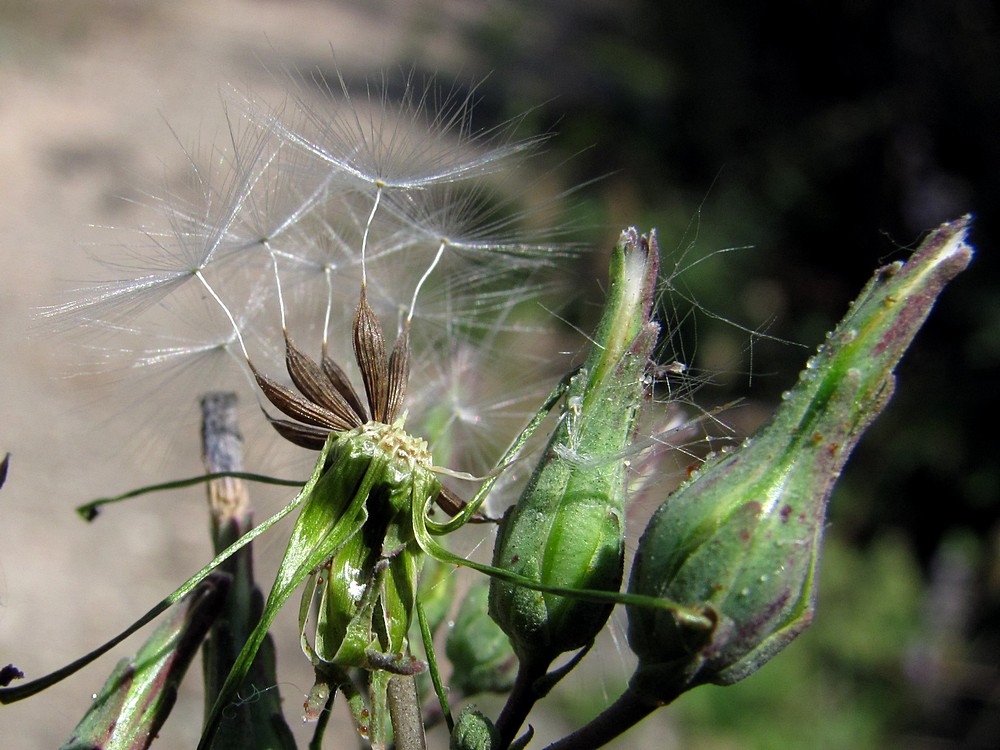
[541,686,660,750]
[199,392,294,749]
[201,392,253,535]
[495,658,550,749]
[387,674,427,750]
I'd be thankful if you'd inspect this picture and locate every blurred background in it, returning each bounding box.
[0,1,996,748]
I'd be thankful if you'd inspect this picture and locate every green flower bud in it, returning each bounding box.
[627,217,973,704]
[490,228,660,666]
[450,705,500,750]
[446,583,517,696]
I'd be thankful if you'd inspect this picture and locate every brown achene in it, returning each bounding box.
[250,284,471,519]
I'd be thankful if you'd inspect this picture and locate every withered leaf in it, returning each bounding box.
[0,664,23,687]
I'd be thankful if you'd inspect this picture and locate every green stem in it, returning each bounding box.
[306,687,336,750]
[417,600,453,731]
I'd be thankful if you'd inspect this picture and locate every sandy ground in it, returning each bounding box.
[0,3,675,748]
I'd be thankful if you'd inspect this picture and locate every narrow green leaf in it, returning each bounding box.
[0,484,309,706]
[61,574,229,750]
[75,472,302,523]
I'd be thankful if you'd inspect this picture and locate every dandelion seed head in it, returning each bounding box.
[46,62,583,488]
[247,65,548,193]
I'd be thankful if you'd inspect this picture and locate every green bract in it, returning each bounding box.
[300,423,434,674]
[489,228,659,665]
[204,419,439,746]
[446,584,517,697]
[626,217,974,703]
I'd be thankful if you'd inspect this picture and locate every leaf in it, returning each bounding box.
[61,574,229,750]
[0,473,312,705]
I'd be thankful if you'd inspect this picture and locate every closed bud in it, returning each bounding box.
[450,705,500,750]
[627,218,973,704]
[446,583,517,696]
[490,228,660,666]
